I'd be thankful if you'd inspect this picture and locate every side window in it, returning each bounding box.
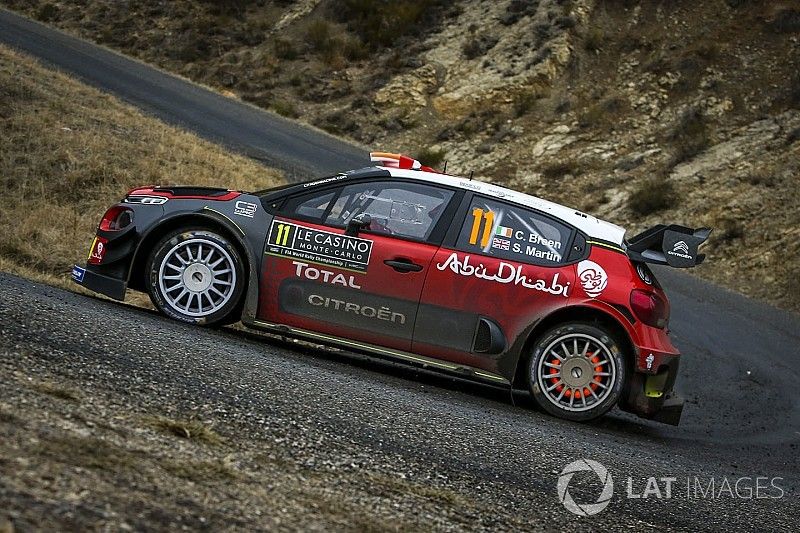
[456,197,573,266]
[282,190,337,222]
[325,181,454,240]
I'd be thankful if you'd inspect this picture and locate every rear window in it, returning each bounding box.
[455,197,573,266]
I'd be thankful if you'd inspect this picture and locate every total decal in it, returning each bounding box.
[436,252,570,297]
[577,260,608,298]
[293,260,361,289]
[266,220,373,272]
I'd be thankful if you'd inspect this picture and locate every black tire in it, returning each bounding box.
[528,322,627,422]
[146,228,246,326]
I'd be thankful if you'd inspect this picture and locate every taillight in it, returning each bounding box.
[99,206,133,231]
[630,289,669,329]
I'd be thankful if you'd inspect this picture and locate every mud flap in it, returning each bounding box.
[627,224,712,268]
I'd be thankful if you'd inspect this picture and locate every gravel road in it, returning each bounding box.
[1,273,798,530]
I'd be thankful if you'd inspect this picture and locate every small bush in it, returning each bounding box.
[770,8,800,33]
[513,92,539,117]
[343,37,369,61]
[745,167,776,187]
[787,126,800,144]
[145,416,222,445]
[667,108,709,165]
[415,147,446,168]
[716,217,745,243]
[578,95,628,128]
[271,99,299,118]
[274,38,298,60]
[462,35,498,60]
[306,20,332,51]
[31,381,79,402]
[35,3,58,22]
[333,0,443,50]
[583,27,605,52]
[540,161,580,181]
[628,178,676,215]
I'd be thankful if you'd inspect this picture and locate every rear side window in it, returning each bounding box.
[455,197,573,266]
[282,190,336,222]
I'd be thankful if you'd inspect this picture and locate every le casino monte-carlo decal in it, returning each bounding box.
[267,220,373,272]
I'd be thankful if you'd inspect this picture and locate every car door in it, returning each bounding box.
[258,179,457,352]
[413,195,579,373]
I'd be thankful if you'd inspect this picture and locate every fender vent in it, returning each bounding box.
[472,317,506,355]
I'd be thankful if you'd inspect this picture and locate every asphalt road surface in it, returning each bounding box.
[1,8,799,530]
[0,8,366,180]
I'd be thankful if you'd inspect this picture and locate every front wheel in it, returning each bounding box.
[528,323,627,422]
[146,228,246,326]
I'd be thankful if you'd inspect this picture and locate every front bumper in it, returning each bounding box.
[620,353,684,425]
[72,264,127,301]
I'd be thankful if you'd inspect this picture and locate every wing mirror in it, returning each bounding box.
[345,213,371,236]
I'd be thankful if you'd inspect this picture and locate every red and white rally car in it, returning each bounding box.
[73,152,710,424]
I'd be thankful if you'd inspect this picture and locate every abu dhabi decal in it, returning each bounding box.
[577,260,608,298]
[293,260,361,289]
[436,252,570,297]
[267,220,373,272]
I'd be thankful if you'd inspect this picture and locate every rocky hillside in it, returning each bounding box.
[4,0,800,311]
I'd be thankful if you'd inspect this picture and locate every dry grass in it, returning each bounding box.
[0,45,283,291]
[29,381,81,402]
[143,415,223,445]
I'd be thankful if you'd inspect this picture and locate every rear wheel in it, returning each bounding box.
[146,228,245,326]
[528,322,626,422]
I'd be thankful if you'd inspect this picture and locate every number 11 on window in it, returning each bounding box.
[469,208,494,248]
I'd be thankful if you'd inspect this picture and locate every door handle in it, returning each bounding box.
[384,258,423,273]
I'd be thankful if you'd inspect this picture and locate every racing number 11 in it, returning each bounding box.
[469,208,494,248]
[274,223,292,246]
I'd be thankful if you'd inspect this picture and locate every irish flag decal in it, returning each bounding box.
[495,226,513,238]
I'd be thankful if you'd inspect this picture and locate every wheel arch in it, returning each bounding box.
[511,305,637,390]
[128,212,253,293]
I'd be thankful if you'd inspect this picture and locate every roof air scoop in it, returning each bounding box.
[369,151,442,173]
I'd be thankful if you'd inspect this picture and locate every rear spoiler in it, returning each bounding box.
[626,225,712,268]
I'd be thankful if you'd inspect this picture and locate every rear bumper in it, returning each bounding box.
[620,353,684,425]
[72,264,127,301]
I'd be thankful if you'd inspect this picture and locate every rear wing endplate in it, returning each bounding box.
[626,224,712,268]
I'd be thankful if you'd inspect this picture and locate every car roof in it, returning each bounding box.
[382,167,626,246]
[263,166,626,246]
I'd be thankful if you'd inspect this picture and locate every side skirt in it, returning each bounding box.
[245,319,510,387]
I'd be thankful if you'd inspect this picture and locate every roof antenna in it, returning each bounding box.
[469,170,474,181]
[443,160,448,173]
